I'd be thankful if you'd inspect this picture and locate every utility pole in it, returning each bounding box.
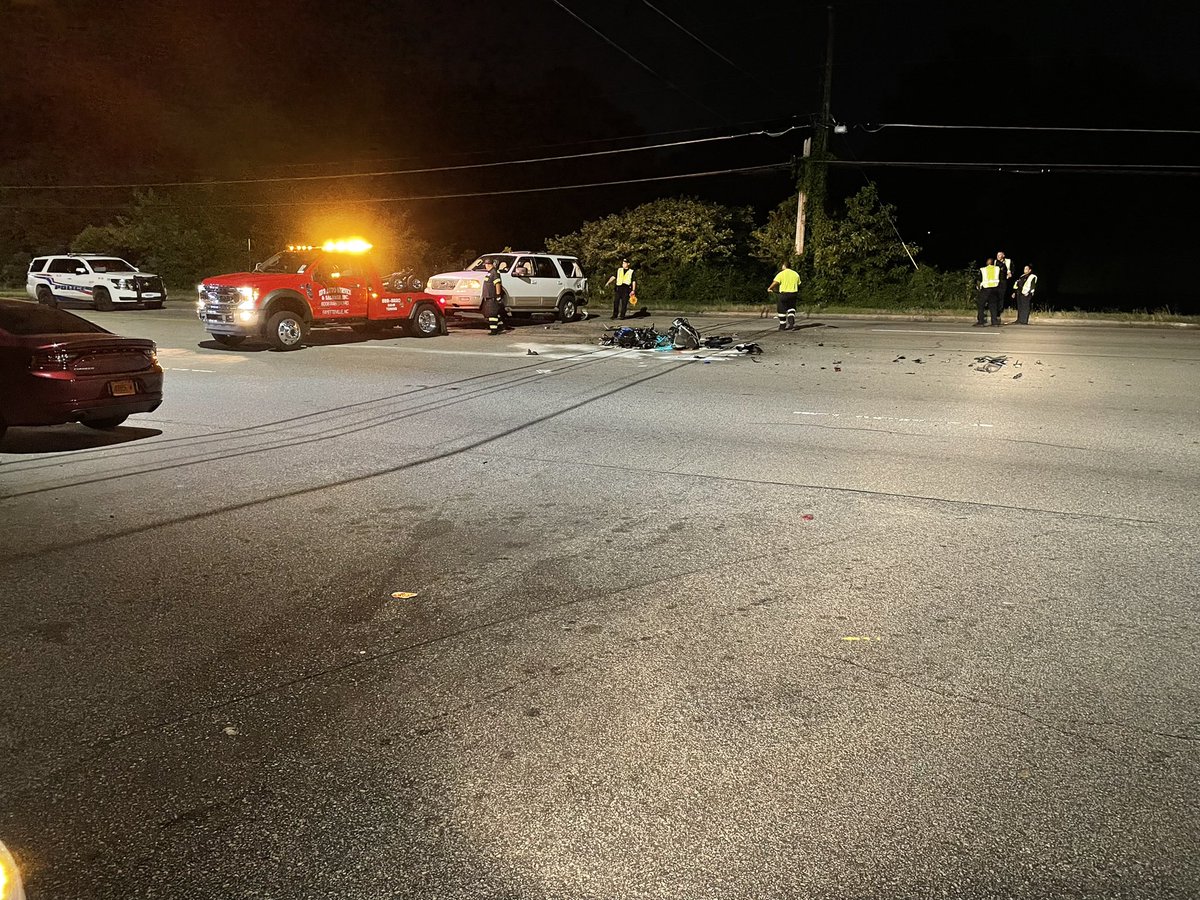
[796,4,835,259]
[816,3,835,154]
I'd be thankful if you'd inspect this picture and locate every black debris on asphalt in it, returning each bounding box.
[598,317,753,355]
[972,355,1009,373]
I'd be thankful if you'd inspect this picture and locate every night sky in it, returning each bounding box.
[2,0,1198,306]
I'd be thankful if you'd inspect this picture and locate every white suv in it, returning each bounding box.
[426,253,588,321]
[26,254,167,310]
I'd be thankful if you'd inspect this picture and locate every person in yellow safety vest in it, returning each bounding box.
[604,259,637,319]
[767,261,801,330]
[975,257,1003,327]
[1012,264,1037,325]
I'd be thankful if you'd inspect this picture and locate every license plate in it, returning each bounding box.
[110,380,136,396]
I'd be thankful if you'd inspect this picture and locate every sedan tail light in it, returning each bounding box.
[30,349,76,371]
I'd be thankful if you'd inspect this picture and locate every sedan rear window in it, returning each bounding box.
[0,303,110,336]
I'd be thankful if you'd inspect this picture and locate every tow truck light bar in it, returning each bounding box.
[322,238,373,254]
[286,239,373,254]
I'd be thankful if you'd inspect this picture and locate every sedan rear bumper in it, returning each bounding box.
[6,372,164,426]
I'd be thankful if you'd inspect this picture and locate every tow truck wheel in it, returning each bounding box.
[36,286,57,308]
[94,287,115,311]
[212,333,246,347]
[84,414,129,430]
[408,304,442,338]
[266,310,307,351]
[557,293,578,322]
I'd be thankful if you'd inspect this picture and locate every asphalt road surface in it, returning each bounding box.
[2,305,1198,899]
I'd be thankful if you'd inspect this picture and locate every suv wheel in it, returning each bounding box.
[266,310,307,351]
[557,293,578,322]
[36,286,56,308]
[94,287,115,311]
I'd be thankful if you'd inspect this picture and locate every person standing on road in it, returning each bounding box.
[480,258,505,336]
[996,251,1013,317]
[605,259,636,320]
[976,257,1002,327]
[768,261,801,330]
[1012,264,1037,325]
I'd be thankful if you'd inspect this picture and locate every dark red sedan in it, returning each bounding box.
[0,299,163,441]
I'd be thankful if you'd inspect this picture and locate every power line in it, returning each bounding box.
[268,116,811,171]
[0,127,803,192]
[546,0,731,125]
[861,123,1200,136]
[641,1,757,81]
[838,145,919,270]
[0,163,792,210]
[825,159,1200,175]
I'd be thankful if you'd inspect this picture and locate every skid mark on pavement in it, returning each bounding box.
[795,410,995,429]
[331,342,738,362]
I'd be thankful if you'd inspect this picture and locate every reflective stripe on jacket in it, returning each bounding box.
[980,265,1000,288]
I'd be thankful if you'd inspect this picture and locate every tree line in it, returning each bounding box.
[1,183,975,310]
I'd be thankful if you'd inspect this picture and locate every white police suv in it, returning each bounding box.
[26,254,166,310]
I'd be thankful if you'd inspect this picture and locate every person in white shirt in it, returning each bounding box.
[1011,264,1037,325]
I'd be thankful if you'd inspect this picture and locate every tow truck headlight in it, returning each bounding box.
[237,286,259,304]
[1,838,27,900]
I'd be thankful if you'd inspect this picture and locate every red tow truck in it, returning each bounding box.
[196,239,447,350]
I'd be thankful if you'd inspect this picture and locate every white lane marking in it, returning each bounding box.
[794,411,994,428]
[164,367,215,373]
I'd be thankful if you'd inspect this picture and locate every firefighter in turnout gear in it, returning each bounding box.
[767,262,801,330]
[481,258,505,335]
[975,257,1003,326]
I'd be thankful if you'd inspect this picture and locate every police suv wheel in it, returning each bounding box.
[557,294,577,322]
[410,304,442,338]
[36,286,56,308]
[94,287,114,311]
[266,311,307,351]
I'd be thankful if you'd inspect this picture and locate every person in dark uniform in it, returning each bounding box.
[1012,264,1037,325]
[480,259,505,336]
